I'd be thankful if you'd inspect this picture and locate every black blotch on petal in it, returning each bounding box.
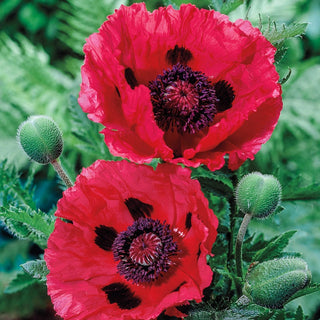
[185,212,192,231]
[124,68,138,89]
[125,198,153,220]
[214,80,235,112]
[197,245,201,260]
[103,282,141,310]
[95,225,118,251]
[171,281,187,293]
[115,86,120,97]
[166,45,193,65]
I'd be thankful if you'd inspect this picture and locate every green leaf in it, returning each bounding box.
[0,160,36,209]
[262,22,308,44]
[4,272,37,294]
[217,301,275,319]
[68,94,119,163]
[279,68,292,84]
[0,206,55,248]
[191,165,234,198]
[187,310,213,320]
[294,306,304,320]
[0,0,23,20]
[286,283,320,304]
[20,259,49,282]
[0,240,30,270]
[270,311,285,320]
[57,0,125,55]
[283,181,320,201]
[253,230,297,262]
[0,33,73,122]
[210,0,244,14]
[18,3,47,33]
[220,0,244,15]
[0,272,49,317]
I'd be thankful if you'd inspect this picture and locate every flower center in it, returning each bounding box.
[112,218,178,284]
[129,233,162,266]
[149,63,218,134]
[164,80,199,111]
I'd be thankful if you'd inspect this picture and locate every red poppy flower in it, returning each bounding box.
[78,3,282,171]
[45,160,218,319]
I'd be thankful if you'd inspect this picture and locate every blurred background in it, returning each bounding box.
[0,0,319,318]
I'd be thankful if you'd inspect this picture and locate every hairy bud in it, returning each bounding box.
[17,116,63,164]
[243,257,311,309]
[235,172,281,218]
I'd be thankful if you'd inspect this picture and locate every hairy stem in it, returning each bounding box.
[235,213,252,282]
[51,159,73,189]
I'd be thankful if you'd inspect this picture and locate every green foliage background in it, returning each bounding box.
[0,0,319,319]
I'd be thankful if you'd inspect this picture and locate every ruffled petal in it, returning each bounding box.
[79,3,282,170]
[46,160,218,320]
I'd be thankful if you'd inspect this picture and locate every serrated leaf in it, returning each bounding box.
[263,22,308,44]
[191,165,234,198]
[283,181,320,201]
[270,311,285,320]
[68,94,118,162]
[217,302,274,320]
[21,259,49,282]
[220,0,244,15]
[0,272,49,317]
[4,272,37,294]
[253,230,296,262]
[57,0,125,55]
[0,206,55,248]
[274,45,288,65]
[210,0,244,14]
[279,68,292,85]
[187,310,213,320]
[294,306,304,320]
[207,195,231,232]
[0,160,36,209]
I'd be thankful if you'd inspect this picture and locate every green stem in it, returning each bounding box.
[235,213,252,281]
[51,159,73,189]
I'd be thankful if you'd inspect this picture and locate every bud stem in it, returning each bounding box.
[51,159,73,189]
[235,213,252,280]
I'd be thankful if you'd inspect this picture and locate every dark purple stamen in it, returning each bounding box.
[149,63,218,134]
[112,218,178,284]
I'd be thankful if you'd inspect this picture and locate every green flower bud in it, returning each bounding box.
[243,258,311,309]
[235,172,281,218]
[17,116,63,164]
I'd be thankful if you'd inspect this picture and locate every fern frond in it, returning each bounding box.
[57,0,126,55]
[0,33,73,130]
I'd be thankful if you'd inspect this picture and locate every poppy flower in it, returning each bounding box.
[45,160,218,319]
[78,3,282,171]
